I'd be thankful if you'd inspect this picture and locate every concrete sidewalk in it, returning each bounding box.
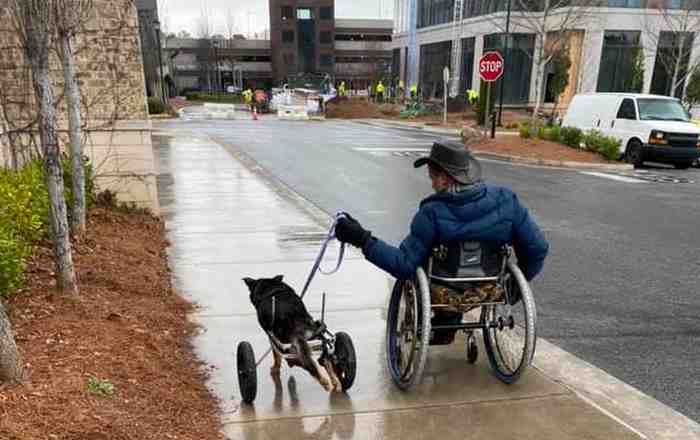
[153,125,698,440]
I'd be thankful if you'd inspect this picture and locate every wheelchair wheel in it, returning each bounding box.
[386,268,431,390]
[482,260,537,384]
[334,331,356,391]
[237,341,257,404]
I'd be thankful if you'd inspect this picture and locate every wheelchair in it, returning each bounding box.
[385,241,537,390]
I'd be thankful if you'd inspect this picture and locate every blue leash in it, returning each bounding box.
[300,212,347,299]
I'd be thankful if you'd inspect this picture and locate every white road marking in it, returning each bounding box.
[580,171,647,183]
[353,147,430,152]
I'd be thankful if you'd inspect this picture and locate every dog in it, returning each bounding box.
[243,275,342,392]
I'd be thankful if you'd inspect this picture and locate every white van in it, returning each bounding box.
[562,93,700,169]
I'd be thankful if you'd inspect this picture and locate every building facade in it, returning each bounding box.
[0,0,158,212]
[392,0,700,109]
[164,1,393,93]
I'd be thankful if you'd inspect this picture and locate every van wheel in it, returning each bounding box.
[674,162,692,170]
[625,140,644,168]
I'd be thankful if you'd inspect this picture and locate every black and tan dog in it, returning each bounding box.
[243,275,342,392]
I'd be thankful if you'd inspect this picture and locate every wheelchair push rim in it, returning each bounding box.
[386,270,431,390]
[482,260,537,384]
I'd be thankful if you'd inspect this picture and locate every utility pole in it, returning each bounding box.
[497,0,512,126]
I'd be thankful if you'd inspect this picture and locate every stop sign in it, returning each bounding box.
[479,51,505,82]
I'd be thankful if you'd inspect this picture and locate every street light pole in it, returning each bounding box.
[213,40,220,95]
[497,0,512,126]
[153,20,167,104]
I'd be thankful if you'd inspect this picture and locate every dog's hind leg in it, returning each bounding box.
[321,357,342,392]
[293,337,332,392]
[271,348,282,377]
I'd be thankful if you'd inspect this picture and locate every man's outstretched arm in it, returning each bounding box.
[511,195,549,281]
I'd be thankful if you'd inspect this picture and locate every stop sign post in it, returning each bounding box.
[478,51,505,138]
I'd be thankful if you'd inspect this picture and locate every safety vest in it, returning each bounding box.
[376,82,385,93]
[399,80,404,89]
[410,84,417,93]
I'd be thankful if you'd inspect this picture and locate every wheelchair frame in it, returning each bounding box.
[385,246,537,390]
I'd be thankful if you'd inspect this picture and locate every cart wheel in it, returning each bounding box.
[386,268,430,390]
[334,331,356,391]
[466,332,478,364]
[237,341,257,404]
[482,260,537,384]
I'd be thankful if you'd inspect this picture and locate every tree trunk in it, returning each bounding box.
[60,35,86,235]
[32,62,78,296]
[671,36,684,97]
[0,299,23,383]
[531,34,547,125]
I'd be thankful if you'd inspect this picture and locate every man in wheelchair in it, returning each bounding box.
[336,139,549,345]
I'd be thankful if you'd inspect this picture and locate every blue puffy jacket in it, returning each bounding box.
[362,183,549,281]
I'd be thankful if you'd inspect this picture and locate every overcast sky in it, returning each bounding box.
[163,0,394,37]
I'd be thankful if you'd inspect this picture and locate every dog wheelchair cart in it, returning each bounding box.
[386,241,537,390]
[236,214,357,404]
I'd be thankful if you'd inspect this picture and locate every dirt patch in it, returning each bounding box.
[326,98,400,119]
[473,135,611,164]
[0,208,223,440]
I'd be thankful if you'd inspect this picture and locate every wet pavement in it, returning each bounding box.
[153,126,650,439]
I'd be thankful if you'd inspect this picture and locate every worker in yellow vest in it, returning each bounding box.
[398,80,405,102]
[242,88,253,111]
[376,81,385,103]
[338,81,347,98]
[409,84,418,100]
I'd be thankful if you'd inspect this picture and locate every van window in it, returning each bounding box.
[616,98,637,120]
[637,98,690,121]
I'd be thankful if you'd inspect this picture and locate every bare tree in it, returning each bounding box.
[643,1,700,97]
[55,0,92,235]
[0,299,23,383]
[12,0,78,295]
[196,0,213,92]
[487,1,599,123]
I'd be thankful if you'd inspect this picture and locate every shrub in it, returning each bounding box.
[147,97,166,114]
[184,91,200,101]
[546,125,562,143]
[519,123,531,139]
[560,126,584,149]
[0,157,96,297]
[583,130,621,160]
[536,125,546,140]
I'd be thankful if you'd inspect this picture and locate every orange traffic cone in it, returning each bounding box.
[252,107,258,121]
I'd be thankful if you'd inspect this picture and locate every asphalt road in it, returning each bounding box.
[155,118,700,422]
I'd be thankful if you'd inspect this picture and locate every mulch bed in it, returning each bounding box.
[0,208,223,440]
[473,135,611,164]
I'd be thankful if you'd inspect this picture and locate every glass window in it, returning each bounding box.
[637,98,689,121]
[651,31,695,97]
[282,30,294,43]
[320,54,334,66]
[460,37,475,93]
[419,41,452,98]
[483,33,535,104]
[320,6,333,20]
[297,8,312,20]
[281,6,293,20]
[616,99,637,119]
[607,0,642,6]
[335,34,391,41]
[418,0,455,28]
[597,31,643,92]
[320,31,332,44]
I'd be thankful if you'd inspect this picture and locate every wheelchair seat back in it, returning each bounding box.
[429,241,505,281]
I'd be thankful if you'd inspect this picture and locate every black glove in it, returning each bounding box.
[335,215,371,249]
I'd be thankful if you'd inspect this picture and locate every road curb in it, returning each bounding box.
[472,150,634,171]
